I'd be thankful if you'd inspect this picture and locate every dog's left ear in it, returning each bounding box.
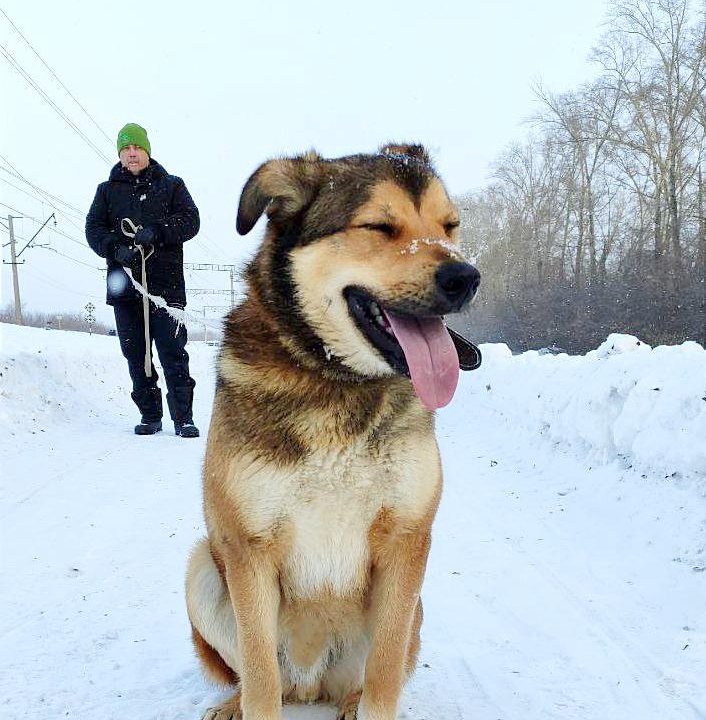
[237,151,325,235]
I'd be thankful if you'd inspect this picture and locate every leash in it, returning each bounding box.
[120,218,155,377]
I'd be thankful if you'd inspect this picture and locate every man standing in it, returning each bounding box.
[86,123,200,437]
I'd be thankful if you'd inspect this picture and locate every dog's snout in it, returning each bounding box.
[434,261,481,313]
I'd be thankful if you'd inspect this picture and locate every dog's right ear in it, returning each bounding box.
[236,151,325,235]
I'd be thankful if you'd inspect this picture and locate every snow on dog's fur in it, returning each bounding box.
[186,144,481,720]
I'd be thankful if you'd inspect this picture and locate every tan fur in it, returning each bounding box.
[191,623,239,687]
[186,145,473,720]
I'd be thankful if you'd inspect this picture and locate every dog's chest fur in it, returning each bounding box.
[227,431,440,599]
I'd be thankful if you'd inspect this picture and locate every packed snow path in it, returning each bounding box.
[1,325,704,719]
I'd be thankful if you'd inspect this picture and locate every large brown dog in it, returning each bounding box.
[186,144,481,720]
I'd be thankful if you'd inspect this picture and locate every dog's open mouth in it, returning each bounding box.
[344,287,461,410]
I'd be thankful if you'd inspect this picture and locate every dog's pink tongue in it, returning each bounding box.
[383,311,460,410]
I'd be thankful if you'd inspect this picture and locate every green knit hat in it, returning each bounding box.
[116,123,151,156]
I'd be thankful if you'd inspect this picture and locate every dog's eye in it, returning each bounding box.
[444,220,460,235]
[362,223,397,238]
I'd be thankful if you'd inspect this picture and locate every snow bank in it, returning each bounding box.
[0,324,132,433]
[452,333,706,477]
[0,323,214,434]
[2,324,704,477]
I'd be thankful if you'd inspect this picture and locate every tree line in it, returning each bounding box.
[455,0,705,353]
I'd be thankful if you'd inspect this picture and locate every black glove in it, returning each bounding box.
[112,242,141,267]
[133,224,161,247]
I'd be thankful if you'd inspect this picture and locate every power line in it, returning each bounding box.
[0,157,87,238]
[0,201,92,252]
[0,225,102,271]
[0,177,86,238]
[193,231,230,258]
[35,245,104,271]
[22,266,105,299]
[0,43,112,164]
[0,8,113,145]
[185,262,238,271]
[186,288,234,295]
[0,158,85,216]
[0,200,28,216]
[0,173,83,230]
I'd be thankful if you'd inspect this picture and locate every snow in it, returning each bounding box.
[1,322,705,720]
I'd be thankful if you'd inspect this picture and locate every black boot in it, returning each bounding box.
[135,419,163,435]
[131,387,163,436]
[167,383,199,438]
[174,421,200,438]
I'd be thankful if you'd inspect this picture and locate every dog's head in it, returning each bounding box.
[237,144,480,410]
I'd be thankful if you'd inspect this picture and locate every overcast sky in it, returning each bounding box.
[1,0,608,326]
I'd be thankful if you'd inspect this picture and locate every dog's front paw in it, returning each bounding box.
[336,691,361,720]
[201,692,243,720]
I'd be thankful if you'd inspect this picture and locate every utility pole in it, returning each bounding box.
[3,212,56,326]
[5,215,23,325]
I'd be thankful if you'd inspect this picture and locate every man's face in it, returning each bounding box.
[119,145,149,175]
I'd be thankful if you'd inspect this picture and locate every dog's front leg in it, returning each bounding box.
[358,529,431,720]
[224,545,282,720]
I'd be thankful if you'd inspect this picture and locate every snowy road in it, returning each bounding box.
[1,325,704,719]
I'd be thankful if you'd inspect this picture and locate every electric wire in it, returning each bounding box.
[0,159,85,217]
[194,231,229,258]
[0,177,86,237]
[35,245,105,270]
[0,43,112,164]
[0,157,88,239]
[0,8,113,145]
[0,201,92,253]
[22,266,104,299]
[0,226,102,271]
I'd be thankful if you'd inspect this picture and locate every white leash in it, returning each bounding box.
[120,218,155,377]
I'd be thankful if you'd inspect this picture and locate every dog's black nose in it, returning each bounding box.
[434,261,481,313]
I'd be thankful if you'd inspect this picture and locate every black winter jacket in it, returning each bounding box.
[86,159,199,306]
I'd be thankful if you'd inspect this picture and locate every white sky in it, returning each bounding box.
[1,0,608,325]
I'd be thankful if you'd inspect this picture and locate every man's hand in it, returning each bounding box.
[112,243,141,268]
[133,225,160,247]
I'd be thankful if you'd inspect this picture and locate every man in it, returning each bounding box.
[86,123,200,438]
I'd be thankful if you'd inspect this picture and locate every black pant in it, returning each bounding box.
[113,301,195,423]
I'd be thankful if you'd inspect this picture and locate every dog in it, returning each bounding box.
[185,144,481,720]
